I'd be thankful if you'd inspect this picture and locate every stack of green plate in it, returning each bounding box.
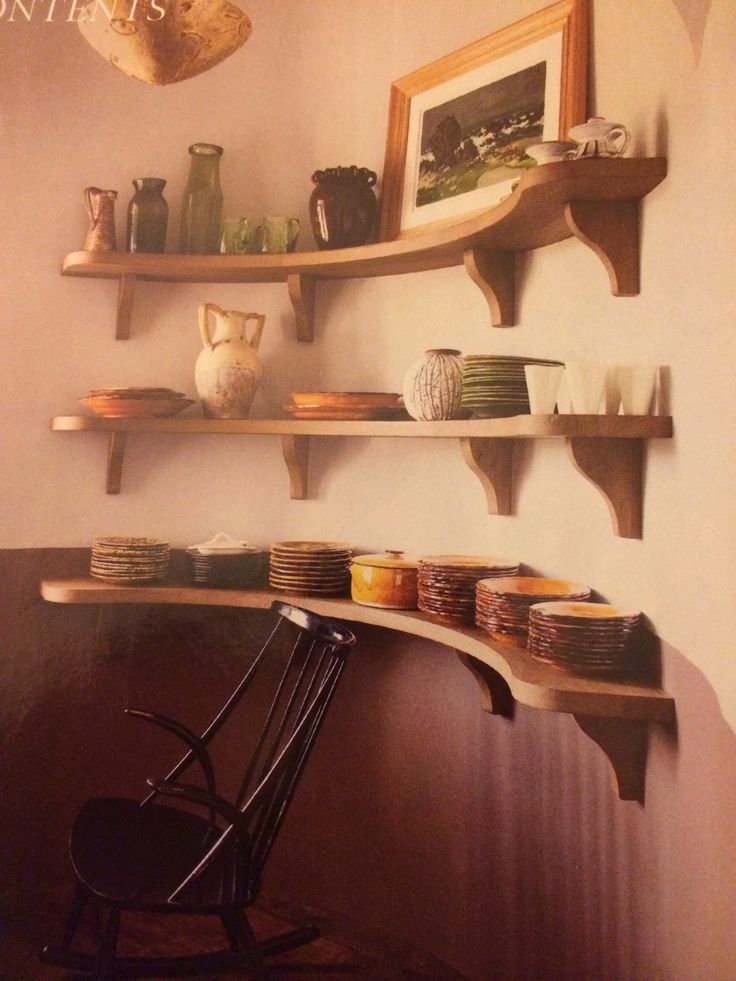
[461,355,564,418]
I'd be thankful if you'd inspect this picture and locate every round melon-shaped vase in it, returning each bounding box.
[402,348,463,421]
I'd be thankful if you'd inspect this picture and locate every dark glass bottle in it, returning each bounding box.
[126,178,168,253]
[179,143,224,254]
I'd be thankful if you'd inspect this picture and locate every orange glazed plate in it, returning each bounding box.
[81,396,195,418]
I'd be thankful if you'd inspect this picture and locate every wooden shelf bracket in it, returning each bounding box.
[116,274,137,340]
[287,273,316,342]
[459,437,514,515]
[106,432,127,494]
[567,436,643,538]
[573,713,649,803]
[457,651,515,719]
[281,434,310,499]
[463,247,516,327]
[564,199,640,296]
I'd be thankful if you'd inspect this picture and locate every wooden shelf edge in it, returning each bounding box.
[50,414,674,439]
[61,158,667,286]
[40,578,674,726]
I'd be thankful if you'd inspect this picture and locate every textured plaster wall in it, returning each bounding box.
[1,2,736,978]
[3,0,732,727]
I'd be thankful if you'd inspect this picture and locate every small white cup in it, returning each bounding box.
[616,364,658,415]
[603,366,622,414]
[564,361,607,414]
[524,364,565,414]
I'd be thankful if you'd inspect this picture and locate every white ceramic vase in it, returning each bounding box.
[195,303,266,418]
[402,348,463,421]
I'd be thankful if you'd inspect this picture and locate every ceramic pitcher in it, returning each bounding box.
[195,303,266,418]
[84,187,118,251]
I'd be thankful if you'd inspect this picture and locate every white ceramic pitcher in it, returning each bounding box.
[195,303,266,418]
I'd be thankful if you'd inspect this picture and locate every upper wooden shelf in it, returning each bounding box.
[51,413,673,538]
[40,576,675,802]
[62,157,667,339]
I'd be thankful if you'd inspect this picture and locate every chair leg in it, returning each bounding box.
[91,904,121,979]
[221,909,267,980]
[60,882,89,953]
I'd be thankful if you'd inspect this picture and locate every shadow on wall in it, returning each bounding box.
[1,547,735,981]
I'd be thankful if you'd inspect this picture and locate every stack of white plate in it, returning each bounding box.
[461,355,563,418]
[528,601,642,675]
[90,536,170,584]
[269,541,352,596]
[475,576,592,641]
[417,555,520,625]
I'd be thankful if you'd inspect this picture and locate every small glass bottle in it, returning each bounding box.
[178,143,224,254]
[126,177,168,253]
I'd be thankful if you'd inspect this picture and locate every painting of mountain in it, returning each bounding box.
[416,60,546,208]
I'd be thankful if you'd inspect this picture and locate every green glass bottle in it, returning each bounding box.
[127,178,168,253]
[178,143,223,254]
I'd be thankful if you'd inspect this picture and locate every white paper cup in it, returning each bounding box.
[564,361,607,414]
[616,364,658,415]
[524,364,565,414]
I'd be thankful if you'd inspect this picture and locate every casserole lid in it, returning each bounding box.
[352,549,418,570]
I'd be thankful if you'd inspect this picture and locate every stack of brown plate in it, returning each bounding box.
[80,387,194,418]
[90,536,170,584]
[185,547,266,589]
[475,576,592,641]
[269,541,352,596]
[417,555,520,624]
[528,601,642,675]
[282,392,409,421]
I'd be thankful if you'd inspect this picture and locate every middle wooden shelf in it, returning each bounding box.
[51,413,673,538]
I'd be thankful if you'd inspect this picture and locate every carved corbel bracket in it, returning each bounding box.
[463,248,516,327]
[459,437,514,515]
[573,713,649,803]
[567,436,643,538]
[281,434,309,499]
[564,199,640,296]
[457,651,514,719]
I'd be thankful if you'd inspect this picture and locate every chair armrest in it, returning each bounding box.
[125,708,216,801]
[146,778,245,831]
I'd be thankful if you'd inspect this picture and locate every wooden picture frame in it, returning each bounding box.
[378,0,589,241]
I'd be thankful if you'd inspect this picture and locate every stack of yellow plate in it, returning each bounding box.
[90,536,170,584]
[475,576,591,641]
[81,387,194,418]
[282,392,407,420]
[417,555,520,624]
[528,602,642,675]
[269,541,352,595]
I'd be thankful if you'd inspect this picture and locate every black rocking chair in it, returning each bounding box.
[41,600,356,979]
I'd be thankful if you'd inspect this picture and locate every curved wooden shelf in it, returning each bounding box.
[51,414,673,538]
[61,157,666,339]
[40,577,675,803]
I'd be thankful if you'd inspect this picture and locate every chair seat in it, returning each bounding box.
[70,797,242,910]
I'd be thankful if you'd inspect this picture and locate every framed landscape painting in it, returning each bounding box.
[378,0,588,240]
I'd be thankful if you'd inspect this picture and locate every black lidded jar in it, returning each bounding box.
[309,165,377,249]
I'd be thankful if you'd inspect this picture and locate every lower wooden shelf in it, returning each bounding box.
[50,414,673,539]
[41,576,675,803]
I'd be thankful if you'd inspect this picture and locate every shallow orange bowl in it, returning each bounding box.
[81,397,195,418]
[290,391,401,407]
[477,576,591,597]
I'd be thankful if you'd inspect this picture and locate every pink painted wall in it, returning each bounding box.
[1,0,735,977]
[2,549,735,979]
